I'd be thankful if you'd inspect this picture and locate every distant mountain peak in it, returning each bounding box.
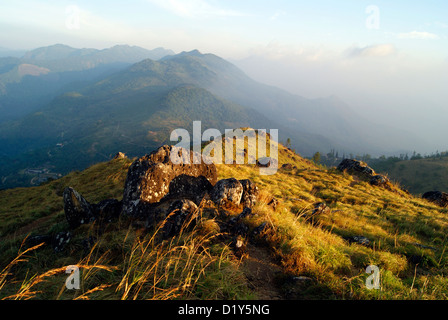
[162,50,206,60]
[23,44,78,60]
[21,44,175,62]
[180,49,202,56]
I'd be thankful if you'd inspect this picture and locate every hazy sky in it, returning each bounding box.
[1,0,447,152]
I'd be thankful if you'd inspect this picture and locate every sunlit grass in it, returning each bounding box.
[2,135,448,300]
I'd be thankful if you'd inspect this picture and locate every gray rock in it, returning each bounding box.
[239,179,259,208]
[52,231,72,252]
[210,178,244,206]
[63,187,96,229]
[122,145,217,217]
[337,159,375,178]
[113,152,126,159]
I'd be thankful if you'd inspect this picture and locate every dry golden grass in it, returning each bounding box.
[2,134,448,300]
[0,198,252,300]
[216,139,448,299]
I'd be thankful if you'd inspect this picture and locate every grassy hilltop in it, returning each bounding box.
[1,137,448,300]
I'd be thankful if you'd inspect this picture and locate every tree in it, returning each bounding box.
[312,152,321,164]
[286,138,291,149]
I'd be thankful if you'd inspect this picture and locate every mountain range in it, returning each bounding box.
[0,44,175,121]
[0,44,427,189]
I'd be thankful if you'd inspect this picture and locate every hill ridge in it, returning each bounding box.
[1,136,448,300]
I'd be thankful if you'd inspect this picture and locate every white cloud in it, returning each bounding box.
[434,22,448,29]
[397,31,439,40]
[269,10,286,21]
[147,0,245,18]
[347,44,397,58]
[247,41,338,64]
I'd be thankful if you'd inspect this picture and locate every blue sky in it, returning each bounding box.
[1,0,446,59]
[1,0,447,151]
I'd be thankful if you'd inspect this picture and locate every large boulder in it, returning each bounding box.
[63,187,96,229]
[210,178,244,207]
[337,159,375,178]
[422,191,448,208]
[337,159,393,189]
[122,145,217,217]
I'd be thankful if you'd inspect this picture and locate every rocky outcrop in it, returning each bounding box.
[210,178,243,207]
[63,187,96,229]
[58,142,271,252]
[337,159,392,189]
[337,159,375,177]
[422,191,448,208]
[122,145,217,217]
[63,186,123,229]
[113,152,126,159]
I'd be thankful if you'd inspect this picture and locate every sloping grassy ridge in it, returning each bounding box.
[1,140,448,300]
